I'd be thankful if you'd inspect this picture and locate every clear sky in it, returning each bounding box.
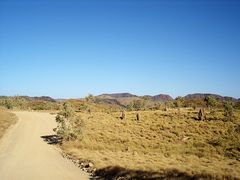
[0,0,240,98]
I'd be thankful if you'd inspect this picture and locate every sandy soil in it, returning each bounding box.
[0,111,89,180]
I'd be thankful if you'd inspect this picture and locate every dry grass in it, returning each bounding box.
[0,110,18,139]
[61,109,240,179]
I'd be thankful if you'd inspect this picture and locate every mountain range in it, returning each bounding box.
[1,93,238,107]
[96,93,239,107]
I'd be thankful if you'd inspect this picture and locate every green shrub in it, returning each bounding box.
[224,102,234,121]
[174,96,183,108]
[127,99,146,111]
[55,102,84,141]
[4,99,13,109]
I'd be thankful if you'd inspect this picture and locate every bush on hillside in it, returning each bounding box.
[127,99,146,111]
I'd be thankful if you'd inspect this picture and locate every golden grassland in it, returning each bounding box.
[61,109,240,179]
[0,110,18,139]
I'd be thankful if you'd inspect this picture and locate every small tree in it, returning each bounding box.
[127,102,134,111]
[128,99,146,111]
[174,96,183,109]
[205,96,217,113]
[61,102,75,118]
[224,102,234,121]
[55,102,84,141]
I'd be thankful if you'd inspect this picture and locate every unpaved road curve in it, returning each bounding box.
[0,111,89,180]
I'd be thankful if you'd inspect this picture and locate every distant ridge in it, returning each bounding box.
[0,96,56,102]
[151,94,173,102]
[96,93,173,106]
[100,93,138,98]
[98,93,173,102]
[95,93,239,107]
[184,93,237,102]
[1,93,238,104]
[97,93,139,106]
[30,96,56,102]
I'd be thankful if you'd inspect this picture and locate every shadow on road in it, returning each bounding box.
[41,135,63,144]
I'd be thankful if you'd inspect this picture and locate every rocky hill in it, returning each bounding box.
[151,94,173,102]
[96,93,173,107]
[97,93,139,106]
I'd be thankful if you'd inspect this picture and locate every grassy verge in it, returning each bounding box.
[0,110,18,139]
[60,109,240,179]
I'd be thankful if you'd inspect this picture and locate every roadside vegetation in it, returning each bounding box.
[56,96,240,179]
[55,102,84,141]
[0,96,60,111]
[0,110,18,139]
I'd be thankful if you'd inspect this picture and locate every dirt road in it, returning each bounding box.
[0,111,89,180]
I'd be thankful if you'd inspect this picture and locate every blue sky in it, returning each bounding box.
[0,0,240,98]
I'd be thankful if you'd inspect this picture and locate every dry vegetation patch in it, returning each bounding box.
[0,110,18,139]
[61,109,240,179]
